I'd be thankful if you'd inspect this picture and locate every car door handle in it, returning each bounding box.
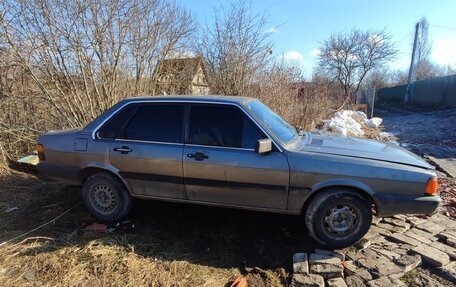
[113,146,132,154]
[187,152,208,161]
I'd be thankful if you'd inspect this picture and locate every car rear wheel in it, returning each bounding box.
[305,188,372,249]
[82,173,132,222]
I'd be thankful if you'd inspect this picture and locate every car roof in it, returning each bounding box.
[82,95,257,134]
[121,95,255,105]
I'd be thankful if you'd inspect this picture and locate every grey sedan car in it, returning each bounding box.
[37,95,440,248]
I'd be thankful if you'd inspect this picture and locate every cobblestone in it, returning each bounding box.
[292,274,324,287]
[411,245,450,267]
[309,263,344,279]
[367,276,406,287]
[343,260,372,281]
[393,254,421,272]
[293,253,309,274]
[387,233,421,246]
[415,221,446,235]
[327,277,348,287]
[345,275,366,287]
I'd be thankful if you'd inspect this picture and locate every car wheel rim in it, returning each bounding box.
[91,184,116,213]
[322,204,360,240]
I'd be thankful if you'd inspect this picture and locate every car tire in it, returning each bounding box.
[82,173,132,222]
[305,188,372,249]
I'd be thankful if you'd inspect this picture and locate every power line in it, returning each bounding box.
[429,24,456,31]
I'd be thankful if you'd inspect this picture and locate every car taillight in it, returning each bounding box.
[425,177,438,196]
[37,144,45,161]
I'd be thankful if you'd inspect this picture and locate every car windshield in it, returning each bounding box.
[245,100,298,145]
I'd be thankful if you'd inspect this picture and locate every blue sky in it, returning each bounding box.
[176,0,456,76]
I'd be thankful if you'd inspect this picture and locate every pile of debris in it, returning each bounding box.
[321,110,383,137]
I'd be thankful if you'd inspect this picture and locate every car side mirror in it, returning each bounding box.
[256,138,272,154]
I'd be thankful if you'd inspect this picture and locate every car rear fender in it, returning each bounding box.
[79,163,132,194]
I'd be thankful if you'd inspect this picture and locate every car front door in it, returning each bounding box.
[183,104,289,210]
[102,102,186,199]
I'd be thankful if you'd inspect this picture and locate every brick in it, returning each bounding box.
[430,241,456,260]
[343,260,372,281]
[410,245,450,267]
[367,277,406,287]
[365,225,392,237]
[382,218,411,230]
[438,261,456,283]
[415,221,445,235]
[372,216,382,225]
[345,275,366,287]
[437,231,456,247]
[371,247,401,260]
[387,233,421,246]
[309,263,344,279]
[292,274,324,287]
[403,230,434,245]
[377,223,407,233]
[327,277,348,287]
[314,249,345,261]
[309,253,342,265]
[407,227,438,241]
[293,253,309,274]
[405,216,428,227]
[357,257,403,279]
[393,254,421,272]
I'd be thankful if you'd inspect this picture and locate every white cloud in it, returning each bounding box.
[265,27,279,34]
[310,48,321,57]
[283,51,304,62]
[431,37,456,67]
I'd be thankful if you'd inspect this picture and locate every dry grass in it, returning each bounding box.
[0,172,305,287]
[0,238,240,287]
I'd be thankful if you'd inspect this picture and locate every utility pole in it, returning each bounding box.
[405,22,419,103]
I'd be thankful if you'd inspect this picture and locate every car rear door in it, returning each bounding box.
[183,104,289,210]
[105,102,186,199]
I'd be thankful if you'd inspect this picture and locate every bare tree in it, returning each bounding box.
[196,1,272,96]
[317,29,397,99]
[0,0,195,169]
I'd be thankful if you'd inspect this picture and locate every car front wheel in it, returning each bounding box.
[82,173,132,222]
[305,188,372,249]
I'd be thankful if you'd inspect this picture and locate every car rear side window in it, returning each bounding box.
[189,105,264,149]
[122,104,184,143]
[97,104,138,139]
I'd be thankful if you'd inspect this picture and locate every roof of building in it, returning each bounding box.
[153,56,208,88]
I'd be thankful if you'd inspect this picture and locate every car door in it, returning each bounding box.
[183,104,289,210]
[103,102,186,199]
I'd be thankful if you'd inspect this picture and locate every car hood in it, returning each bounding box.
[289,132,433,169]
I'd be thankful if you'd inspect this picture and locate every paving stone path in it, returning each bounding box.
[291,213,456,287]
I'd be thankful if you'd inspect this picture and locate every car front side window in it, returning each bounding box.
[189,105,264,149]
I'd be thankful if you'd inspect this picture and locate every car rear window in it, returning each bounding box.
[97,103,138,139]
[122,104,184,143]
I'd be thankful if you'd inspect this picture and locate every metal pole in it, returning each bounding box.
[405,22,419,103]
[371,86,376,118]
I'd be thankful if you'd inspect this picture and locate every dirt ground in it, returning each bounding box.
[0,172,317,286]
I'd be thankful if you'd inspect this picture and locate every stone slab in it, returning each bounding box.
[309,263,344,279]
[393,254,421,272]
[293,253,309,274]
[345,275,367,287]
[343,260,372,281]
[410,244,450,267]
[309,253,342,265]
[327,277,348,287]
[387,233,421,246]
[367,277,406,287]
[292,274,324,287]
